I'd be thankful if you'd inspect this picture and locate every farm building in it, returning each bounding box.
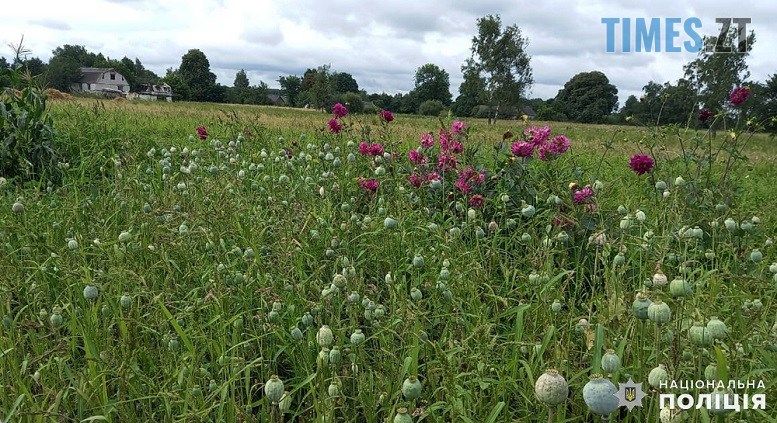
[70,67,130,97]
[129,83,173,102]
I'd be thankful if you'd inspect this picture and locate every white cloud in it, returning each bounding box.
[1,0,774,104]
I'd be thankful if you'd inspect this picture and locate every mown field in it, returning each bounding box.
[1,97,775,422]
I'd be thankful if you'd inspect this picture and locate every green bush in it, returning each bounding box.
[342,91,364,113]
[417,99,445,116]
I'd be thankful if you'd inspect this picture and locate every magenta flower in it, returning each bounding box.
[420,132,434,149]
[524,125,551,145]
[359,178,379,193]
[450,141,464,154]
[468,194,484,208]
[328,118,343,134]
[628,153,655,175]
[369,143,384,156]
[729,86,750,106]
[196,125,208,140]
[408,149,426,165]
[698,108,713,122]
[358,141,370,155]
[454,178,470,194]
[511,141,534,158]
[426,172,440,181]
[437,154,457,170]
[332,102,348,118]
[379,109,394,122]
[548,135,571,155]
[451,120,467,134]
[408,173,422,188]
[573,186,594,204]
[439,130,451,151]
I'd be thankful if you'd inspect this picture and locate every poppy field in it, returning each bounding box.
[1,96,776,422]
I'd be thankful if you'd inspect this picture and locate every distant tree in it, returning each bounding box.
[308,65,335,110]
[163,68,189,100]
[452,59,487,117]
[467,14,533,123]
[341,91,364,113]
[554,71,618,123]
[367,92,394,110]
[332,72,359,94]
[657,79,698,125]
[413,63,451,105]
[0,57,8,70]
[278,75,302,106]
[620,95,641,123]
[418,99,445,116]
[21,57,46,77]
[301,68,317,90]
[684,29,754,110]
[748,74,777,135]
[177,49,216,101]
[234,69,249,88]
[45,45,98,91]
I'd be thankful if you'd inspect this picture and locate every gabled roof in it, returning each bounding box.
[78,67,118,84]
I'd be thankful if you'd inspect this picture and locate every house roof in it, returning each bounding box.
[78,67,117,84]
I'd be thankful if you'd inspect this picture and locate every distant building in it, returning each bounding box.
[129,83,173,102]
[71,67,130,97]
[522,106,537,119]
[266,88,288,106]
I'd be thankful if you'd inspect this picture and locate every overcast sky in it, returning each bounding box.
[2,0,775,105]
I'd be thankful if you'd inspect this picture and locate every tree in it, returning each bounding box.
[656,79,698,125]
[684,29,754,110]
[234,69,249,88]
[45,45,97,91]
[163,68,189,101]
[554,71,618,123]
[467,15,533,123]
[332,72,358,94]
[278,75,302,106]
[452,59,487,117]
[418,99,445,116]
[745,74,777,135]
[301,68,317,91]
[413,63,451,105]
[308,65,335,110]
[177,49,216,101]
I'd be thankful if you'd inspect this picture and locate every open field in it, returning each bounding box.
[1,98,776,422]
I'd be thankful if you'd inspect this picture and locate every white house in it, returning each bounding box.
[128,83,173,102]
[70,68,130,97]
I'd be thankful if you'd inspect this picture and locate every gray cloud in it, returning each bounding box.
[29,19,71,31]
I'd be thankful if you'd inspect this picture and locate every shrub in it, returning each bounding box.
[342,91,364,113]
[418,99,445,116]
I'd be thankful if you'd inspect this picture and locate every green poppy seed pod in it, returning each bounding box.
[347,291,360,303]
[328,379,341,397]
[317,348,330,366]
[475,227,485,239]
[412,254,425,268]
[582,374,618,415]
[551,300,562,313]
[601,350,621,374]
[528,272,541,283]
[277,391,292,414]
[704,364,718,381]
[752,299,763,309]
[449,227,462,238]
[118,231,132,243]
[67,239,78,250]
[750,249,763,263]
[12,202,24,213]
[49,312,63,327]
[268,310,279,321]
[374,305,386,318]
[769,262,777,274]
[384,217,398,229]
[488,221,499,232]
[393,407,413,423]
[648,364,669,388]
[613,253,626,267]
[290,327,303,341]
[617,205,628,215]
[439,268,450,280]
[168,338,179,350]
[264,375,284,404]
[690,322,712,347]
[724,218,738,232]
[576,318,590,333]
[350,329,365,345]
[707,389,735,415]
[301,312,314,327]
[669,278,692,297]
[402,376,422,400]
[83,285,99,301]
[534,368,568,405]
[332,274,347,288]
[521,233,531,242]
[647,301,671,324]
[674,176,685,186]
[619,218,632,230]
[410,288,423,301]
[741,221,754,231]
[316,325,334,347]
[467,208,477,220]
[632,293,652,320]
[655,180,667,190]
[272,301,282,312]
[120,294,132,309]
[329,347,342,365]
[521,204,536,218]
[659,406,684,423]
[706,317,727,340]
[101,304,111,317]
